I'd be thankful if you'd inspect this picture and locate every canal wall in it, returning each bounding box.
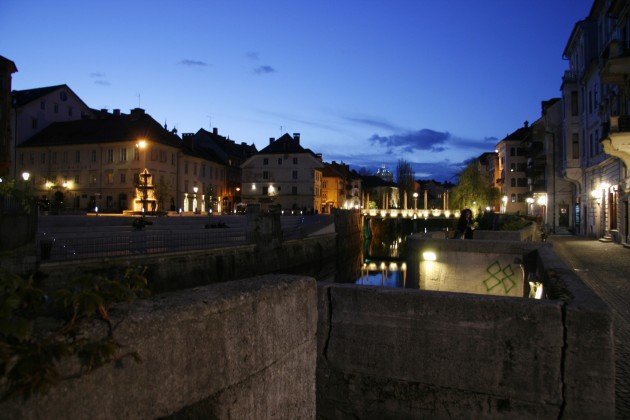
[0,275,317,420]
[403,238,540,297]
[37,233,337,294]
[316,241,615,419]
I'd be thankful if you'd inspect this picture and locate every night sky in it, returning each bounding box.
[1,0,592,181]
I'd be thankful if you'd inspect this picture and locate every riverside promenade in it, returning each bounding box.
[550,235,630,419]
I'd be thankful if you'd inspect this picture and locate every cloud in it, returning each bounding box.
[180,59,207,67]
[254,65,276,75]
[369,129,450,153]
[343,115,401,131]
[245,51,259,60]
[90,72,110,86]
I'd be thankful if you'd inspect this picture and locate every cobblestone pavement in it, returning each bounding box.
[550,235,630,420]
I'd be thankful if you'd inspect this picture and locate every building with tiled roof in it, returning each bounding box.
[9,84,93,178]
[321,161,362,213]
[240,133,324,213]
[185,127,257,213]
[16,108,227,214]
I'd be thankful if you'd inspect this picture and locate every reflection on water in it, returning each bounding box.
[356,260,407,287]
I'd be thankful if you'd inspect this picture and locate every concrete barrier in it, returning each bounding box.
[317,242,615,419]
[1,275,318,420]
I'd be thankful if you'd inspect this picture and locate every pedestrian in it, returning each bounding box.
[456,208,475,239]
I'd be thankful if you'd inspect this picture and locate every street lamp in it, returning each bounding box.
[412,192,418,210]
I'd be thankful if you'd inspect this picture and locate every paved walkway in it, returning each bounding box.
[550,235,630,419]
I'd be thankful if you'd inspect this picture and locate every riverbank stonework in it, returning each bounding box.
[317,239,614,419]
[0,275,317,420]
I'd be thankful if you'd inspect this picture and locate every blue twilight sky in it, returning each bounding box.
[1,0,592,182]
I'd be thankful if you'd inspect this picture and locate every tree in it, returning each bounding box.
[451,160,498,216]
[395,159,415,205]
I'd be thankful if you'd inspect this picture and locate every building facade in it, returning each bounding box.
[321,161,361,213]
[15,108,226,214]
[240,133,324,213]
[0,55,17,176]
[10,85,94,178]
[186,127,257,213]
[496,124,530,214]
[561,0,630,243]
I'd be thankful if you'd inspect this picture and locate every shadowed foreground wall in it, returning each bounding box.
[316,245,615,419]
[1,275,317,420]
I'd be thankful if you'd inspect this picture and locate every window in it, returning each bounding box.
[322,180,327,188]
[63,151,68,163]
[194,163,197,176]
[29,153,34,165]
[511,194,516,203]
[292,186,298,195]
[106,172,113,184]
[510,148,515,156]
[60,91,67,101]
[151,148,158,161]
[89,172,97,184]
[18,153,23,165]
[75,151,81,163]
[263,158,269,165]
[293,157,298,164]
[572,133,579,159]
[571,91,578,116]
[184,162,189,174]
[516,163,527,172]
[120,173,126,183]
[91,150,97,163]
[68,107,73,117]
[510,163,515,172]
[202,164,206,177]
[517,178,528,187]
[40,152,46,164]
[134,173,140,184]
[159,150,167,163]
[52,152,57,164]
[511,178,516,187]
[292,170,298,179]
[262,186,269,195]
[278,158,282,165]
[120,148,127,162]
[134,148,140,160]
[263,170,269,179]
[107,149,114,162]
[74,174,80,184]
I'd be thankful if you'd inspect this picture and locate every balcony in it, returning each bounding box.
[601,116,630,168]
[601,40,630,84]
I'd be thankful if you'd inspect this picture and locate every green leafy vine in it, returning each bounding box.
[0,266,150,401]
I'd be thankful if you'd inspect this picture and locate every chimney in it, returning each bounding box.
[213,127,218,135]
[293,133,300,144]
[269,137,275,145]
[130,108,145,119]
[113,109,120,116]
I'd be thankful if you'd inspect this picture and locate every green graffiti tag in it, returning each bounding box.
[483,261,516,294]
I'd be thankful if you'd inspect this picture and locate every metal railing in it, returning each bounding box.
[36,228,248,262]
